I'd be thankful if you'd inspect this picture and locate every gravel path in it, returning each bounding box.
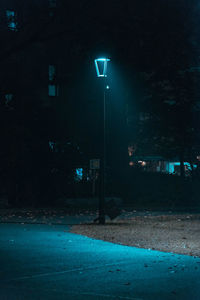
[71,214,200,257]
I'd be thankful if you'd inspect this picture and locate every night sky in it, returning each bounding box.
[0,0,200,206]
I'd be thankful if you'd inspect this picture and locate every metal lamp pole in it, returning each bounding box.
[94,58,110,225]
[99,79,106,224]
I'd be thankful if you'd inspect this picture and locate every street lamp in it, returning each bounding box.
[94,57,110,224]
[94,58,110,77]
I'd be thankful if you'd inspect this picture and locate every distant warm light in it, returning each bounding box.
[94,58,110,77]
[128,145,134,156]
[129,161,134,166]
[138,161,146,166]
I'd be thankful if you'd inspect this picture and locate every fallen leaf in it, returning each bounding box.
[124,282,131,285]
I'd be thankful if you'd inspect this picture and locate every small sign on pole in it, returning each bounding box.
[90,159,100,170]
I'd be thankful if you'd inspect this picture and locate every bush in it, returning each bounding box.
[116,170,200,210]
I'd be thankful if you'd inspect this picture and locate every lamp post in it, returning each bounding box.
[94,58,110,225]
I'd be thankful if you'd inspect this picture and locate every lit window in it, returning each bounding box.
[48,84,58,97]
[49,0,56,8]
[49,141,55,151]
[48,64,58,96]
[5,93,13,104]
[6,10,17,31]
[75,168,83,181]
[49,65,56,81]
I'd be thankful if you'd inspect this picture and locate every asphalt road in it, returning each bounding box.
[0,221,200,299]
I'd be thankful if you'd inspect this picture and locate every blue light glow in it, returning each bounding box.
[96,58,108,61]
[168,162,197,174]
[94,58,110,77]
[6,10,17,31]
[48,84,57,96]
[49,65,56,81]
[75,168,83,181]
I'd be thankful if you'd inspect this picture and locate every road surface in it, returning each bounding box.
[0,221,200,299]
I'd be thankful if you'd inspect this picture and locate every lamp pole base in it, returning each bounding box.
[98,214,105,225]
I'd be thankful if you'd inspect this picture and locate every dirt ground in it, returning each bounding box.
[71,214,200,257]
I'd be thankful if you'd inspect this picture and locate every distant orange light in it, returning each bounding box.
[138,161,146,166]
[129,161,134,166]
[128,146,134,156]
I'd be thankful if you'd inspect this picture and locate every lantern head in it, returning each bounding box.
[94,58,110,77]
